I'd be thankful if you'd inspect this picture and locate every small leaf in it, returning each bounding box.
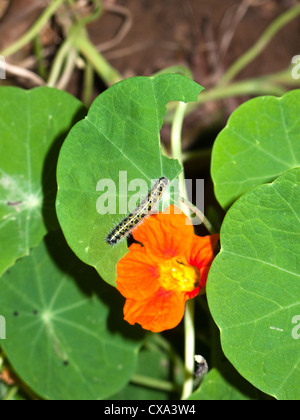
[207,168,300,400]
[56,74,203,285]
[0,87,85,276]
[211,90,300,209]
[0,231,144,400]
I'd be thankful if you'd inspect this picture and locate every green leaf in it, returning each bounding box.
[211,90,300,209]
[0,87,85,276]
[188,364,266,400]
[207,168,300,400]
[109,348,178,400]
[0,231,143,400]
[56,74,203,285]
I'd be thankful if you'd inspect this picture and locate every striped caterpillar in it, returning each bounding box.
[106,177,170,246]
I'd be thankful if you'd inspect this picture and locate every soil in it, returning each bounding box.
[1,0,299,88]
[91,0,300,83]
[0,0,299,222]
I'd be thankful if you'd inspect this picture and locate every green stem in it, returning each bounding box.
[47,0,104,88]
[171,101,189,203]
[219,4,300,86]
[185,68,298,117]
[171,102,186,167]
[0,0,65,57]
[73,27,122,86]
[33,35,47,79]
[3,386,18,401]
[82,61,95,107]
[170,102,197,400]
[181,299,195,400]
[147,333,185,380]
[56,46,78,90]
[171,102,214,233]
[47,37,73,87]
[198,77,286,104]
[182,198,214,234]
[131,374,179,393]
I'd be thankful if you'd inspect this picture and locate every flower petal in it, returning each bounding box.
[116,248,160,300]
[132,205,194,259]
[123,288,186,333]
[116,204,220,333]
[188,234,220,288]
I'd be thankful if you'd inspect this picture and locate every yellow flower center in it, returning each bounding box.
[159,256,200,293]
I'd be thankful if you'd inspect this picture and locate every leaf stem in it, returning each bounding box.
[0,0,65,57]
[82,61,94,107]
[130,374,180,393]
[170,102,198,400]
[184,68,299,117]
[171,101,189,204]
[219,3,300,86]
[33,34,48,79]
[47,37,73,87]
[171,102,186,166]
[72,27,122,86]
[181,299,195,400]
[146,333,186,380]
[56,46,78,90]
[181,198,214,234]
[3,386,18,401]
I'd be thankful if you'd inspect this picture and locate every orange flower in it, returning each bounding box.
[116,205,219,333]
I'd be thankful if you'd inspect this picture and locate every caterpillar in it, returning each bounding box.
[106,177,170,246]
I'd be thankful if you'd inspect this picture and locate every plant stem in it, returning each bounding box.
[184,68,299,117]
[219,3,300,86]
[73,27,122,86]
[0,0,65,57]
[170,102,198,400]
[47,37,73,87]
[181,299,195,400]
[131,374,179,393]
[171,101,186,167]
[181,198,214,234]
[198,77,286,103]
[57,47,78,90]
[82,61,94,107]
[33,35,47,79]
[3,386,18,401]
[171,101,189,205]
[147,333,186,380]
[171,102,214,233]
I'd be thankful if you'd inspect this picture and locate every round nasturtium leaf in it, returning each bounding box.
[0,87,86,277]
[56,73,203,286]
[211,89,300,210]
[207,168,300,400]
[0,231,143,400]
